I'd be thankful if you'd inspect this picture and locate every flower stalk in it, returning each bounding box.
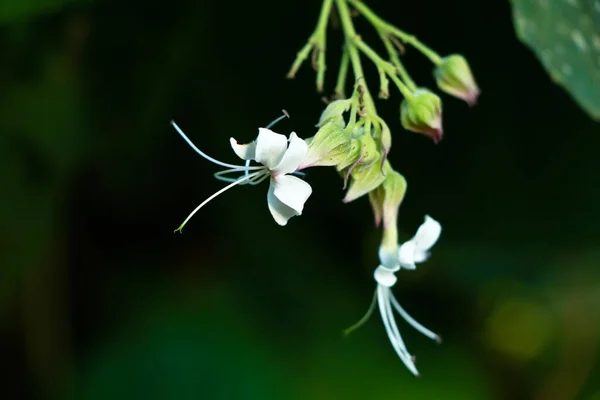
[287,0,334,92]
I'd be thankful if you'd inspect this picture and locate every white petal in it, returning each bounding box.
[398,239,417,270]
[230,137,256,161]
[413,215,442,260]
[267,182,298,226]
[272,175,312,215]
[255,128,288,168]
[272,132,308,175]
[374,266,397,287]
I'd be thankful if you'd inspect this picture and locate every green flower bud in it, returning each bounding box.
[400,88,443,143]
[434,54,480,106]
[317,98,353,128]
[343,156,387,203]
[335,138,361,172]
[377,118,391,167]
[369,163,407,268]
[380,167,407,230]
[338,129,380,188]
[368,163,406,228]
[356,129,379,167]
[300,122,356,169]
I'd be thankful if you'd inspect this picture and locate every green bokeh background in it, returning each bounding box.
[1,0,600,399]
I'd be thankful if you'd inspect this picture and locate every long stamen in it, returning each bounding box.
[344,289,378,336]
[171,120,263,171]
[244,159,252,179]
[390,293,441,343]
[248,173,271,185]
[377,287,411,358]
[381,291,419,376]
[214,168,266,183]
[264,109,290,129]
[174,171,261,233]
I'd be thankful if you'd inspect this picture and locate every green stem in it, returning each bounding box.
[353,37,413,100]
[315,0,333,92]
[380,33,417,91]
[335,0,377,116]
[348,0,443,65]
[377,66,389,98]
[334,47,350,98]
[287,0,334,92]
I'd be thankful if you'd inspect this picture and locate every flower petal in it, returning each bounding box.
[230,137,256,161]
[272,175,312,215]
[413,215,442,261]
[267,182,299,226]
[272,132,308,175]
[374,266,397,287]
[255,128,288,168]
[398,239,417,270]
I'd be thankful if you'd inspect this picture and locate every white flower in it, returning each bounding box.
[398,215,442,269]
[171,121,312,230]
[374,215,442,375]
[346,215,442,376]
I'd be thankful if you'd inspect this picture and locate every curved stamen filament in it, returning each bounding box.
[264,110,290,129]
[214,168,266,184]
[344,289,377,336]
[248,173,270,185]
[378,286,419,375]
[171,120,263,171]
[214,169,271,186]
[390,293,440,342]
[175,171,262,233]
[377,288,410,356]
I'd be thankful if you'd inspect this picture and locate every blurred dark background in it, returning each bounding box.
[1,0,600,399]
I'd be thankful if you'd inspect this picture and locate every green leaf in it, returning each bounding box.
[511,0,600,120]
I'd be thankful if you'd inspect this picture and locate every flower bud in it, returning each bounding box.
[380,167,407,230]
[434,54,480,106]
[317,98,353,128]
[338,129,380,188]
[371,163,407,269]
[356,129,379,167]
[368,162,406,229]
[400,89,443,143]
[300,122,356,169]
[343,156,387,203]
[335,138,362,172]
[377,118,391,167]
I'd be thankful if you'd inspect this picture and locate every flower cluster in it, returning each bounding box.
[171,108,443,375]
[171,0,477,378]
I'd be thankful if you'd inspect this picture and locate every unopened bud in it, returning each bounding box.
[338,129,380,189]
[343,157,387,203]
[368,162,406,229]
[317,98,353,128]
[373,163,407,269]
[434,54,480,106]
[378,118,391,167]
[400,89,443,143]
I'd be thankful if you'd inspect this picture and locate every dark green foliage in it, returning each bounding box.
[511,0,600,120]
